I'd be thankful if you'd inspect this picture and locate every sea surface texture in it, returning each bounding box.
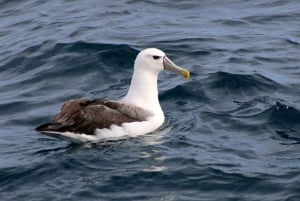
[1,0,300,200]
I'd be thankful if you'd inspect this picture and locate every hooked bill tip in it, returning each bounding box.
[184,69,190,80]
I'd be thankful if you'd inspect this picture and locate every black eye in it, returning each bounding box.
[153,55,161,60]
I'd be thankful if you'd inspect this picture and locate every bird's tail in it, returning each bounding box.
[35,123,65,133]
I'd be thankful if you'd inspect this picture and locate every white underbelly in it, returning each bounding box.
[43,113,165,144]
[95,114,164,138]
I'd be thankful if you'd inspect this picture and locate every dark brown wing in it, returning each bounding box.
[35,99,143,135]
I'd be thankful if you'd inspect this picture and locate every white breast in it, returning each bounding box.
[95,110,165,139]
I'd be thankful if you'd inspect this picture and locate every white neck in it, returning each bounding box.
[121,67,162,113]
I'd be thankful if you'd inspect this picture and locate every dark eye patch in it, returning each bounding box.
[153,56,161,60]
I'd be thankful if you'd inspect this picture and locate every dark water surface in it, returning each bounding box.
[1,0,300,200]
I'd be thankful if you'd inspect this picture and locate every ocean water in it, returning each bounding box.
[1,0,300,200]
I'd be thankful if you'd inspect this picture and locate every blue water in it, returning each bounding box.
[1,0,300,200]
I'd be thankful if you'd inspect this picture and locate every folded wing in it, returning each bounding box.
[35,99,152,135]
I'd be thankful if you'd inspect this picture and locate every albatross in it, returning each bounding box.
[36,48,190,143]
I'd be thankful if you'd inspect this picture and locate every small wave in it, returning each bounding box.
[160,81,209,102]
[1,41,137,76]
[206,71,282,94]
[255,0,290,8]
[243,13,300,24]
[275,130,300,145]
[213,19,248,26]
[0,41,138,96]
[227,101,300,128]
[152,38,216,56]
[264,102,300,126]
[286,39,300,46]
[214,100,300,127]
[202,98,300,140]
